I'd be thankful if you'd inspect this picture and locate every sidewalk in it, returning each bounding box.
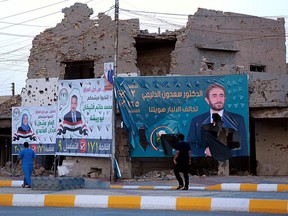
[3,175,288,192]
[0,175,287,214]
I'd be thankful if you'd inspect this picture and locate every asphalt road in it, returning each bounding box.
[0,175,287,215]
[0,206,284,216]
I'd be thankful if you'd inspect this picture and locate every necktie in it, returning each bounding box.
[73,112,76,123]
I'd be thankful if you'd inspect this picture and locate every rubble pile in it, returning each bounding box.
[123,170,176,182]
[0,161,54,178]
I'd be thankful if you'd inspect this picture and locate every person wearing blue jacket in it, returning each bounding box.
[16,142,38,188]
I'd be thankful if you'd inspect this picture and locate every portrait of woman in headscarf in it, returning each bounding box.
[13,113,36,142]
[17,113,32,133]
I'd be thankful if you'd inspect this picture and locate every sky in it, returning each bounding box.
[0,0,287,96]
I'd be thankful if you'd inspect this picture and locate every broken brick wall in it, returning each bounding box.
[171,8,286,75]
[22,4,288,177]
[25,3,140,178]
[28,3,139,80]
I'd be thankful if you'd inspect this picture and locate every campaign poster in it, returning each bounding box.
[12,105,57,155]
[56,78,113,157]
[114,75,249,159]
[104,62,114,90]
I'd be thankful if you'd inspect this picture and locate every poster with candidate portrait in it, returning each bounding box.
[114,74,249,159]
[56,78,113,157]
[104,62,114,90]
[11,105,57,155]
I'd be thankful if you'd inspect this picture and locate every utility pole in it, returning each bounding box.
[11,82,15,96]
[111,0,119,182]
[114,0,119,76]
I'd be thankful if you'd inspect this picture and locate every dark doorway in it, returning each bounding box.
[0,135,11,167]
[135,36,176,76]
[63,61,94,79]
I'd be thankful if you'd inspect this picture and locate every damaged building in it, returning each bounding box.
[1,3,287,178]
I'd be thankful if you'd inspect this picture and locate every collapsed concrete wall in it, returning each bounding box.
[168,9,288,176]
[28,3,139,80]
[21,78,58,106]
[22,4,288,177]
[0,95,21,167]
[255,119,288,175]
[25,3,140,178]
[171,8,286,75]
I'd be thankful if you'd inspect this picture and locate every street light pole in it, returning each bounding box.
[114,0,119,77]
[11,82,15,96]
[111,0,119,182]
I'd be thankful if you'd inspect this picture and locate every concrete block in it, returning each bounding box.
[84,178,110,189]
[32,177,85,190]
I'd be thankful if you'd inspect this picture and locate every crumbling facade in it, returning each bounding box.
[171,8,286,75]
[0,95,21,167]
[2,3,287,177]
[28,3,139,81]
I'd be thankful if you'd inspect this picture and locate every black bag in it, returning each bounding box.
[160,134,180,156]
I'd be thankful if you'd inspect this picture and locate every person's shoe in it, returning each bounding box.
[181,187,188,190]
[176,185,184,190]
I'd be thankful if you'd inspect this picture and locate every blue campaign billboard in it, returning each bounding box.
[114,74,249,159]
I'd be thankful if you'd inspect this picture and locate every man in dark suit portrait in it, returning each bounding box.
[64,95,82,124]
[58,94,88,136]
[187,83,247,160]
[106,63,114,85]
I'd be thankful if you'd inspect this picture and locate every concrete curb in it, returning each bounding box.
[1,180,288,192]
[0,180,109,189]
[0,194,287,214]
[205,183,288,192]
[110,185,206,190]
[111,183,288,192]
[0,180,22,187]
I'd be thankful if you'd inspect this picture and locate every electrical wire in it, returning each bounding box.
[0,1,287,95]
[0,0,105,95]
[0,0,69,21]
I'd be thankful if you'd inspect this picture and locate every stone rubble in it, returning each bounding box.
[0,161,54,178]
